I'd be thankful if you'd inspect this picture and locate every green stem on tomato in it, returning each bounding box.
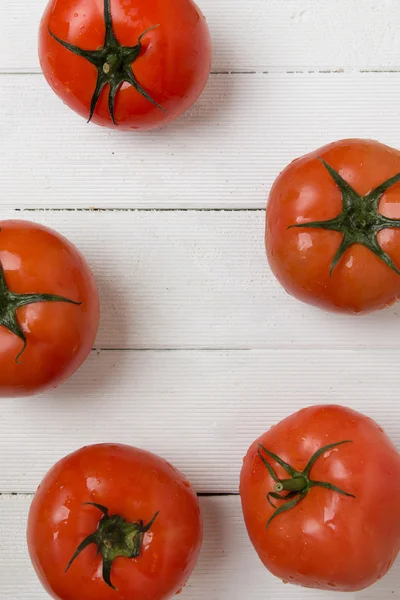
[48,0,165,125]
[289,159,400,276]
[65,503,159,590]
[0,258,81,363]
[257,441,356,530]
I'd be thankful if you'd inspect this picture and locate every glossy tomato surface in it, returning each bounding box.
[266,139,400,313]
[240,405,400,592]
[27,444,202,600]
[39,0,212,130]
[0,220,99,397]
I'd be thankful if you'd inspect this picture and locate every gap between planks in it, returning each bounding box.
[4,69,400,75]
[0,492,239,497]
[13,208,264,213]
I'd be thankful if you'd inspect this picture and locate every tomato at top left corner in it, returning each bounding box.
[0,220,100,397]
[38,0,212,131]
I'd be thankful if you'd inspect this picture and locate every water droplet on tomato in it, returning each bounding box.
[323,448,338,459]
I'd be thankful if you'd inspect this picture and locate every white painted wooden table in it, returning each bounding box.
[2,1,400,598]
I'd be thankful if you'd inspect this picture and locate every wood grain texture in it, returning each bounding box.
[3,0,400,73]
[2,72,400,209]
[1,348,400,493]
[2,495,399,599]
[0,211,399,350]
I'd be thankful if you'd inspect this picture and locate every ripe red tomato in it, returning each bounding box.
[39,0,212,130]
[0,220,99,397]
[27,443,202,600]
[266,139,400,313]
[240,405,400,592]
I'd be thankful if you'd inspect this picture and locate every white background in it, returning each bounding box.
[1,0,400,598]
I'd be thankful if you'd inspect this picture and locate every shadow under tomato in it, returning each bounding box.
[188,496,229,588]
[355,557,400,600]
[156,21,237,133]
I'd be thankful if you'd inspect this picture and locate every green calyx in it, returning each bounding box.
[0,259,81,363]
[257,441,355,529]
[48,0,165,125]
[65,503,159,590]
[289,158,400,275]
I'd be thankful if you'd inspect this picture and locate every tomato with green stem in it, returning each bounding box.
[27,443,202,600]
[0,220,99,397]
[39,0,212,130]
[266,139,400,313]
[240,405,400,591]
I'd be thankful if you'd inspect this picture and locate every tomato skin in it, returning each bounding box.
[266,139,400,313]
[240,405,400,592]
[39,0,212,130]
[0,220,99,397]
[27,444,202,600]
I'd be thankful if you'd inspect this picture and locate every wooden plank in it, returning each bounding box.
[3,72,400,209]
[2,494,399,599]
[0,211,399,350]
[3,0,400,73]
[1,349,400,493]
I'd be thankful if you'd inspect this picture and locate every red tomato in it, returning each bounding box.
[27,443,202,600]
[0,220,99,397]
[39,0,212,130]
[266,139,400,313]
[240,405,400,592]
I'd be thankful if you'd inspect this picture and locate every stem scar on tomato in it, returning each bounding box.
[0,258,81,363]
[289,159,400,276]
[48,0,166,125]
[65,503,159,590]
[257,441,356,529]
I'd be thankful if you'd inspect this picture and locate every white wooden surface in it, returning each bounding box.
[2,0,400,598]
[2,346,400,494]
[3,73,400,209]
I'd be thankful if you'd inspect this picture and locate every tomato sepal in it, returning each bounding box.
[48,0,165,125]
[65,502,159,590]
[258,441,356,530]
[0,259,81,363]
[289,158,400,276]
